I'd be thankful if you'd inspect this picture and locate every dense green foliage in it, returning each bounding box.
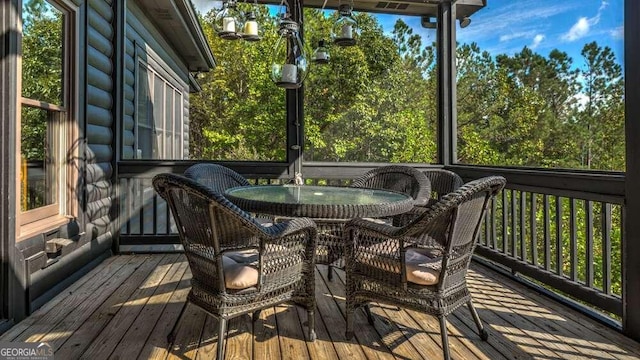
[191,8,624,171]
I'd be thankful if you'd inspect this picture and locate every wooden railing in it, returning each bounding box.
[116,161,625,323]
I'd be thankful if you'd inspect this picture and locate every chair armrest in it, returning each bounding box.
[345,218,404,238]
[266,217,317,239]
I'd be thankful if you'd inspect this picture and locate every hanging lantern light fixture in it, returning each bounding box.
[312,39,330,64]
[270,13,309,89]
[242,11,261,41]
[214,0,243,40]
[332,2,357,46]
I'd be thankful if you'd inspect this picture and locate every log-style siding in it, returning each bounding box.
[121,0,190,161]
[85,0,114,246]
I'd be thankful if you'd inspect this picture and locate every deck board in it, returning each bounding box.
[2,254,639,360]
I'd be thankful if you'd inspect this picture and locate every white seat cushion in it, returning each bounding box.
[221,255,259,289]
[405,248,442,286]
[226,249,259,264]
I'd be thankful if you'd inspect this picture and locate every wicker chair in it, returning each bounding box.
[351,165,431,207]
[423,169,464,204]
[394,169,465,226]
[184,163,251,192]
[153,173,317,360]
[307,165,433,281]
[350,165,431,230]
[184,163,275,224]
[343,176,506,360]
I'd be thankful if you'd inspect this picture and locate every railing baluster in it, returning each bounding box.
[602,202,612,294]
[123,178,131,235]
[531,193,538,266]
[520,191,526,261]
[544,194,551,271]
[492,196,497,250]
[502,190,508,254]
[585,201,594,288]
[152,178,158,235]
[484,205,490,246]
[570,199,578,281]
[137,178,144,234]
[511,189,517,258]
[556,196,563,276]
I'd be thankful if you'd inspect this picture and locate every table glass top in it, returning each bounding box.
[225,185,410,205]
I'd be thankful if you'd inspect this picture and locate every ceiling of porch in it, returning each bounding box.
[260,0,487,18]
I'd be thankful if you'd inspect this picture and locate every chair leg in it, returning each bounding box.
[363,304,375,325]
[467,300,489,341]
[327,265,334,281]
[252,309,262,323]
[167,300,189,344]
[439,316,451,360]
[345,305,355,340]
[216,318,227,360]
[307,309,317,341]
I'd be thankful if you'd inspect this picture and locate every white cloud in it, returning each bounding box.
[530,34,545,49]
[499,31,536,43]
[192,0,220,14]
[610,26,624,39]
[562,17,590,41]
[457,1,576,44]
[561,0,609,42]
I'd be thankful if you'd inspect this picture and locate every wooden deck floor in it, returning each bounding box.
[1,254,639,360]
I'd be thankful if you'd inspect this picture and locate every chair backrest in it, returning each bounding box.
[351,165,431,206]
[184,163,251,193]
[422,169,464,201]
[404,176,506,290]
[153,173,267,293]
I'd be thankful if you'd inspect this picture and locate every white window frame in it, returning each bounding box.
[134,45,185,160]
[16,0,79,238]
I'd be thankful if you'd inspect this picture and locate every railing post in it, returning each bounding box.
[287,0,304,180]
[436,2,456,166]
[623,0,640,342]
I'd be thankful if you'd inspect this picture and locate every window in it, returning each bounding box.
[135,59,184,160]
[18,0,78,233]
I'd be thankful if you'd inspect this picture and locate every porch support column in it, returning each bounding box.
[111,0,126,253]
[286,0,305,180]
[436,2,457,166]
[623,0,640,342]
[1,0,25,324]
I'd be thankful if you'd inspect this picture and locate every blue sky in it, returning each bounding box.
[193,0,624,70]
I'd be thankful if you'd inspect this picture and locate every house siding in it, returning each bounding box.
[122,0,190,161]
[85,0,114,246]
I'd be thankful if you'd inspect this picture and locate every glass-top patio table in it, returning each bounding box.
[225,184,414,268]
[224,184,414,219]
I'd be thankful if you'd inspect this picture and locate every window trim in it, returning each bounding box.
[16,0,80,238]
[133,43,185,160]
